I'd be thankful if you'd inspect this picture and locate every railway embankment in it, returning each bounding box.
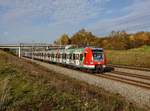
[24,57,150,108]
[0,50,149,111]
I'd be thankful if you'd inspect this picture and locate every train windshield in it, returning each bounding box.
[92,49,103,61]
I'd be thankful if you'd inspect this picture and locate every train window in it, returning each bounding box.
[93,53,103,61]
[80,54,83,61]
[51,54,53,58]
[48,53,50,57]
[60,54,61,58]
[75,54,79,60]
[73,54,75,60]
[67,54,69,59]
[69,54,72,59]
[62,53,66,59]
[84,53,86,58]
[92,49,103,53]
[58,54,60,58]
[57,54,59,58]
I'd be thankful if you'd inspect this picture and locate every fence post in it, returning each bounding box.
[19,46,21,58]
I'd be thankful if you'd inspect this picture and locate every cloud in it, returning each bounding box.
[0,0,109,43]
[0,0,107,25]
[0,0,150,43]
[87,0,150,35]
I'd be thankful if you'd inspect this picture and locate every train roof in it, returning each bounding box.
[49,47,103,52]
[91,48,103,50]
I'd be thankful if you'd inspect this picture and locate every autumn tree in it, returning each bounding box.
[103,31,130,50]
[71,29,97,46]
[54,34,70,45]
[53,29,150,50]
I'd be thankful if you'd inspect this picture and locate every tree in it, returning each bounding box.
[70,29,97,47]
[104,31,129,50]
[129,32,150,48]
[54,34,70,45]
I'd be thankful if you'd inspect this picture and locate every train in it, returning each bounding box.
[23,46,107,73]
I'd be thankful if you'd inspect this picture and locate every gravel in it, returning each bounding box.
[23,58,150,108]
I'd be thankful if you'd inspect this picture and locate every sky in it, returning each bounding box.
[0,0,150,44]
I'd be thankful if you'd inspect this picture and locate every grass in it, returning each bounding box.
[0,50,148,111]
[106,45,150,68]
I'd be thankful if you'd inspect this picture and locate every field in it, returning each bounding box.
[0,50,148,111]
[106,45,150,68]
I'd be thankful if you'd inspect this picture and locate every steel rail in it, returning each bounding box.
[23,56,150,90]
[111,71,150,80]
[95,74,150,90]
[107,64,150,72]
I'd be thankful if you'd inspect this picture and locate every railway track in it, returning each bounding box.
[96,71,150,90]
[23,57,150,108]
[24,57,150,90]
[44,61,150,90]
[112,71,150,80]
[107,64,150,72]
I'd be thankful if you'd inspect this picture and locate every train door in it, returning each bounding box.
[75,53,80,66]
[79,53,83,66]
[56,53,59,63]
[47,52,51,61]
[53,52,56,62]
[62,53,66,64]
[66,52,70,64]
[70,53,74,64]
[45,52,48,61]
[51,53,54,62]
[59,51,63,63]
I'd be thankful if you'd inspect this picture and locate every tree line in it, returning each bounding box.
[54,29,150,50]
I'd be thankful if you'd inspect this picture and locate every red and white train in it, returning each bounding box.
[23,47,107,73]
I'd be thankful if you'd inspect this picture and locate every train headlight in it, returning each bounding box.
[103,65,106,68]
[90,61,93,64]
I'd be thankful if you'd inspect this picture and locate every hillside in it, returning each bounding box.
[0,50,147,111]
[106,45,150,68]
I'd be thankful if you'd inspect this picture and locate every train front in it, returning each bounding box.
[83,47,106,73]
[92,48,106,72]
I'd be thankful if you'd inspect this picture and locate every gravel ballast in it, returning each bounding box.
[24,58,150,108]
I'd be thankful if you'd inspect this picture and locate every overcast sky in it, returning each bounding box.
[0,0,150,44]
